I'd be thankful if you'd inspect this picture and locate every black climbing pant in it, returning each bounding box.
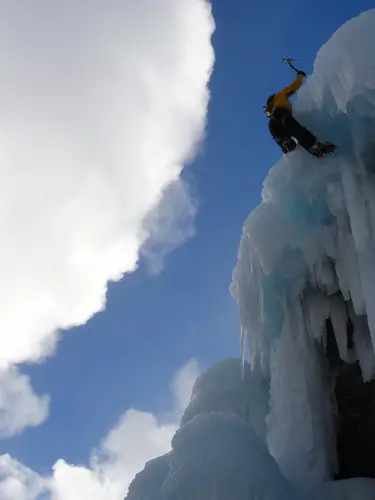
[269,108,317,151]
[268,119,295,153]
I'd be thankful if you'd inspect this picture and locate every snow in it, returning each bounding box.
[127,9,375,500]
[126,454,170,500]
[126,362,375,500]
[164,413,297,500]
[181,358,269,440]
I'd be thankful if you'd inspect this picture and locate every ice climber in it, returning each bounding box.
[264,59,335,157]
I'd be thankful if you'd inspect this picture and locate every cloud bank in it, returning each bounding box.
[0,0,214,433]
[0,359,200,500]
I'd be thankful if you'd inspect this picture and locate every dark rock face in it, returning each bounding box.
[325,315,375,479]
[335,361,375,479]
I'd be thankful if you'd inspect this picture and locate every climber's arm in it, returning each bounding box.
[279,72,306,97]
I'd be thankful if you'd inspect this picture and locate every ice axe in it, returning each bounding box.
[282,58,300,74]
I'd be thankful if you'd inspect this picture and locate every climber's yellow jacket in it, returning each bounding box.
[265,74,305,116]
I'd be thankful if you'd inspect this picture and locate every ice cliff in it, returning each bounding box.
[126,8,375,500]
[231,6,375,488]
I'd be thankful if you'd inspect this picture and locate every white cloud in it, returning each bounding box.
[0,455,47,500]
[0,368,49,438]
[0,0,214,434]
[170,358,200,413]
[0,359,200,500]
[49,411,176,500]
[141,178,198,274]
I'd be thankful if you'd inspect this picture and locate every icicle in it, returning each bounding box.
[240,325,247,372]
[347,301,375,381]
[328,294,349,362]
[302,290,330,342]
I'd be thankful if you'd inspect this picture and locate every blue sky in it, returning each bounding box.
[1,0,375,497]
